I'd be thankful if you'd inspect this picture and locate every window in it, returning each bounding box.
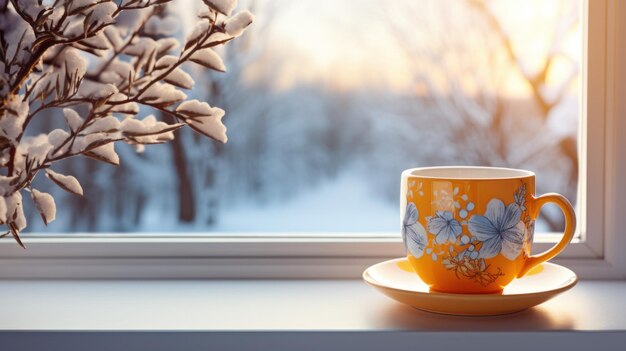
[1,0,623,280]
[21,0,581,235]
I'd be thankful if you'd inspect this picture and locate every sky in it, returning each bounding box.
[173,0,580,97]
[256,0,581,97]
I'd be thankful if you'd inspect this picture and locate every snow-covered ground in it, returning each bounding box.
[211,172,399,233]
[134,170,399,235]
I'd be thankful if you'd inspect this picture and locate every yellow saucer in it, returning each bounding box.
[363,258,577,316]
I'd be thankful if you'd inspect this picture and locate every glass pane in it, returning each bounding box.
[23,0,581,235]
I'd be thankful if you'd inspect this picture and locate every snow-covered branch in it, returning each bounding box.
[0,0,254,246]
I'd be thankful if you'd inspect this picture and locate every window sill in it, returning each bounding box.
[1,279,625,350]
[2,235,622,280]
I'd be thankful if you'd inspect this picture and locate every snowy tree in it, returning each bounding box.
[380,0,579,230]
[0,0,254,246]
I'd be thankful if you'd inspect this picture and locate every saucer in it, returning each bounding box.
[363,258,577,316]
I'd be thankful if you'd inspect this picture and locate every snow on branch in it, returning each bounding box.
[0,0,254,246]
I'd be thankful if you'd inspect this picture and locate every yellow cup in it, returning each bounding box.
[400,166,575,294]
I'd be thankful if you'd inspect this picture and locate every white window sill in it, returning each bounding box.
[2,235,623,280]
[0,279,625,350]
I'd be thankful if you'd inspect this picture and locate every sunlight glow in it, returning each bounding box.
[255,0,580,97]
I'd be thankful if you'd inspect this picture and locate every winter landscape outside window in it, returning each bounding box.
[21,0,581,236]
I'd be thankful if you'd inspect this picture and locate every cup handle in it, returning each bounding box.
[517,193,576,278]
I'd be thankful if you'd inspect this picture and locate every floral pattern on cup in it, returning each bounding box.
[468,199,525,260]
[427,210,462,244]
[402,202,428,258]
[402,182,532,287]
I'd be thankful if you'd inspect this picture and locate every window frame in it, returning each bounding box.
[0,0,624,280]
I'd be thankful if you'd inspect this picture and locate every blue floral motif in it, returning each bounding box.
[402,202,428,258]
[468,199,525,260]
[427,210,462,244]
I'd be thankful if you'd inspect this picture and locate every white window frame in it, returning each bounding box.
[0,0,624,280]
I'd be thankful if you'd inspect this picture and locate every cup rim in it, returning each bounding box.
[402,166,535,180]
